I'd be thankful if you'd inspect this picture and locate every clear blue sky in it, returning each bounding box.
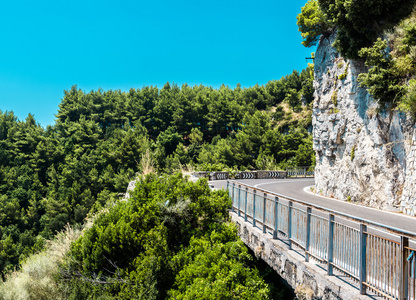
[0,0,313,127]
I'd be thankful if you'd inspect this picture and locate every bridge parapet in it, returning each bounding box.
[227,180,416,300]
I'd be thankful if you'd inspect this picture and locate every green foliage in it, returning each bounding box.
[300,64,315,104]
[0,66,315,278]
[318,0,416,58]
[284,88,300,109]
[266,69,314,107]
[338,62,349,80]
[399,79,416,117]
[255,153,279,170]
[294,136,315,167]
[351,145,356,161]
[0,225,82,300]
[354,13,416,111]
[58,174,274,299]
[168,229,270,300]
[358,38,406,106]
[196,111,314,171]
[297,0,330,47]
[331,90,338,107]
[362,14,416,112]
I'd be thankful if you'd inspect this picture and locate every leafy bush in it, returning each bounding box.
[319,0,416,58]
[399,79,416,117]
[298,0,415,58]
[56,173,275,299]
[168,227,270,300]
[358,38,406,107]
[297,0,330,47]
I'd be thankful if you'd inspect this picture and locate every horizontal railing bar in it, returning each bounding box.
[237,210,275,232]
[291,206,307,213]
[365,232,400,245]
[333,223,359,232]
[332,264,359,282]
[405,246,416,251]
[362,282,396,300]
[305,250,327,264]
[290,238,306,251]
[310,214,328,221]
[228,180,416,238]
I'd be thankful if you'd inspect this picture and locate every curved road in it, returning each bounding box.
[210,178,416,236]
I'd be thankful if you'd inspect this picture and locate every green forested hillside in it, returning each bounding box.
[1,173,293,299]
[0,70,314,284]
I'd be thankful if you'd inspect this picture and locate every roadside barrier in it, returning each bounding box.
[227,180,416,300]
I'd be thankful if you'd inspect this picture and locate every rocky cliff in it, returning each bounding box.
[313,34,416,216]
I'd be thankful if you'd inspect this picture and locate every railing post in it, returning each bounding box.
[304,167,307,177]
[400,236,409,300]
[288,201,293,250]
[253,190,257,228]
[232,183,236,212]
[273,196,279,239]
[244,187,248,222]
[238,185,241,217]
[359,223,367,295]
[263,193,267,233]
[305,207,312,262]
[327,214,334,275]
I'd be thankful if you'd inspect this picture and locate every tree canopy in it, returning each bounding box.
[0,68,315,279]
[298,0,416,58]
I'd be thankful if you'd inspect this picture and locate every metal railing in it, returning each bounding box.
[286,166,315,177]
[227,180,416,300]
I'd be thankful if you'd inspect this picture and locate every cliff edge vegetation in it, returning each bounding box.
[298,0,416,113]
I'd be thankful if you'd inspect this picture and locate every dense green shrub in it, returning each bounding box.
[297,0,329,48]
[58,173,275,299]
[358,39,405,107]
[298,0,416,58]
[319,0,416,58]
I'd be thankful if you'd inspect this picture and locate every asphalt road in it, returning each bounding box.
[210,178,416,238]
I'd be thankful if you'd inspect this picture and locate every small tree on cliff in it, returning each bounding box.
[297,0,330,47]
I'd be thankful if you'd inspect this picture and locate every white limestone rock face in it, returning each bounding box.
[313,34,415,214]
[123,179,136,199]
[401,131,416,216]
